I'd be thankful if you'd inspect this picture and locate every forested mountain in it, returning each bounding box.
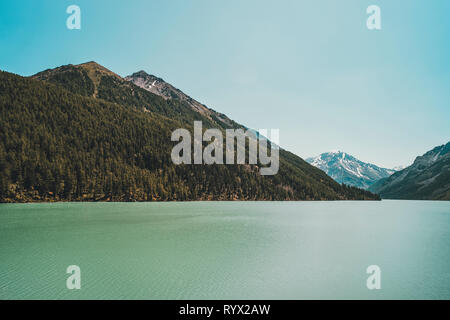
[33,62,224,129]
[0,62,379,202]
[306,151,395,189]
[369,142,450,200]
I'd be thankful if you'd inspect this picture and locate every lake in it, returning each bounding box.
[0,201,449,299]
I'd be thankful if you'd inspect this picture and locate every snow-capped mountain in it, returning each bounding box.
[306,151,395,190]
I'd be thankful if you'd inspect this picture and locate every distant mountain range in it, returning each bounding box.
[369,142,450,200]
[306,151,396,190]
[0,62,378,202]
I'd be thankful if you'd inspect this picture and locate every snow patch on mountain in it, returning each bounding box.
[125,70,235,127]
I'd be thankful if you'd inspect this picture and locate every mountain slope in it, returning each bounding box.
[125,71,209,113]
[306,151,395,189]
[369,142,450,200]
[125,71,236,127]
[0,64,379,202]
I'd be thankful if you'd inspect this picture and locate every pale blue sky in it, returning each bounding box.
[1,0,449,168]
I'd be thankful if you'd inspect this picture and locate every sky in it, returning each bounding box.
[1,0,449,168]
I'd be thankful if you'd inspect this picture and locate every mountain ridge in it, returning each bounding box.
[125,70,236,127]
[31,62,240,130]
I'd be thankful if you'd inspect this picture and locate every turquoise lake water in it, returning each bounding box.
[0,201,449,299]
